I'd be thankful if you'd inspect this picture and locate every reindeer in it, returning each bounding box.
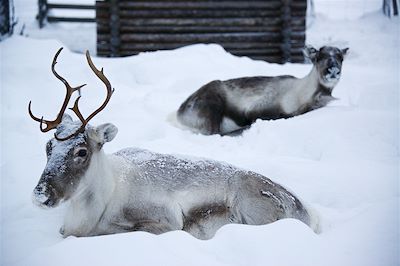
[177,45,349,135]
[30,48,314,239]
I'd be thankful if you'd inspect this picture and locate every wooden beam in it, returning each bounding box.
[47,16,95,22]
[46,3,94,10]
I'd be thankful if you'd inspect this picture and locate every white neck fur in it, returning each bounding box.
[63,150,116,236]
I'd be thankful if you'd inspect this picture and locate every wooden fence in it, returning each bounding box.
[37,0,95,28]
[383,0,399,16]
[96,0,307,63]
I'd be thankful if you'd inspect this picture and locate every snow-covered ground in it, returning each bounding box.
[1,1,399,266]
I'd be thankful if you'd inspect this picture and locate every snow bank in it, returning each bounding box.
[1,4,399,266]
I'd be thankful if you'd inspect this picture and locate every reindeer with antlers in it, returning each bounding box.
[30,48,314,239]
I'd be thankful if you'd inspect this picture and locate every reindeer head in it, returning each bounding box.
[29,48,117,208]
[304,45,349,88]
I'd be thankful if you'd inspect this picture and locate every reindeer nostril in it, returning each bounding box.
[327,67,340,76]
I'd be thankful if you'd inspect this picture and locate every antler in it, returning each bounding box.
[28,48,86,133]
[84,50,115,123]
[55,51,115,141]
[28,48,114,141]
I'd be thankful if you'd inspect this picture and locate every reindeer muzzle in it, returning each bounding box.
[324,66,341,81]
[32,182,60,208]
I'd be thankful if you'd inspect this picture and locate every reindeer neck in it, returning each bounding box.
[286,65,320,106]
[79,150,115,204]
[302,65,333,96]
[300,65,319,91]
[64,150,116,236]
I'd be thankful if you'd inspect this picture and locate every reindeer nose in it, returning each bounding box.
[326,66,341,78]
[32,182,55,207]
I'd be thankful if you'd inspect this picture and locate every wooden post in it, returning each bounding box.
[281,0,291,63]
[109,0,120,57]
[37,0,48,28]
[0,0,10,35]
[393,0,399,15]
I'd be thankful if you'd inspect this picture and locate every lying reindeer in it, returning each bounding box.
[177,45,349,135]
[30,48,314,239]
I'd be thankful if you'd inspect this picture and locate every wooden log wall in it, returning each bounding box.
[96,0,307,63]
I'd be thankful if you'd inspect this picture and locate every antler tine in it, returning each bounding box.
[69,96,86,124]
[28,101,43,123]
[29,98,63,133]
[85,50,115,123]
[28,48,85,133]
[28,101,48,132]
[51,48,86,93]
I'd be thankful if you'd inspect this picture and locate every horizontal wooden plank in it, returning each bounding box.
[96,17,305,27]
[48,16,95,23]
[96,2,305,12]
[97,45,305,54]
[96,12,305,22]
[102,17,283,27]
[96,9,282,19]
[47,3,95,10]
[98,32,305,42]
[98,41,305,51]
[96,1,285,9]
[97,24,305,34]
[114,32,281,43]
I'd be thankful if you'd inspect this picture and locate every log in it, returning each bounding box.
[96,1,285,10]
[97,41,305,51]
[98,32,305,42]
[107,17,282,27]
[48,16,95,23]
[97,9,281,19]
[109,32,282,43]
[46,3,95,10]
[97,25,306,34]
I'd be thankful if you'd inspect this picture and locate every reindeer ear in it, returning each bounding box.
[303,45,318,61]
[341,47,349,57]
[88,123,118,145]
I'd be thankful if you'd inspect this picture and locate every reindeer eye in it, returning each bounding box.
[77,149,87,157]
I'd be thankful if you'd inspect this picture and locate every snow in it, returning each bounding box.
[1,1,399,266]
[312,0,384,20]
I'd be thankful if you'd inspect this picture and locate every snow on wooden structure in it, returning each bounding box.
[96,0,307,63]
